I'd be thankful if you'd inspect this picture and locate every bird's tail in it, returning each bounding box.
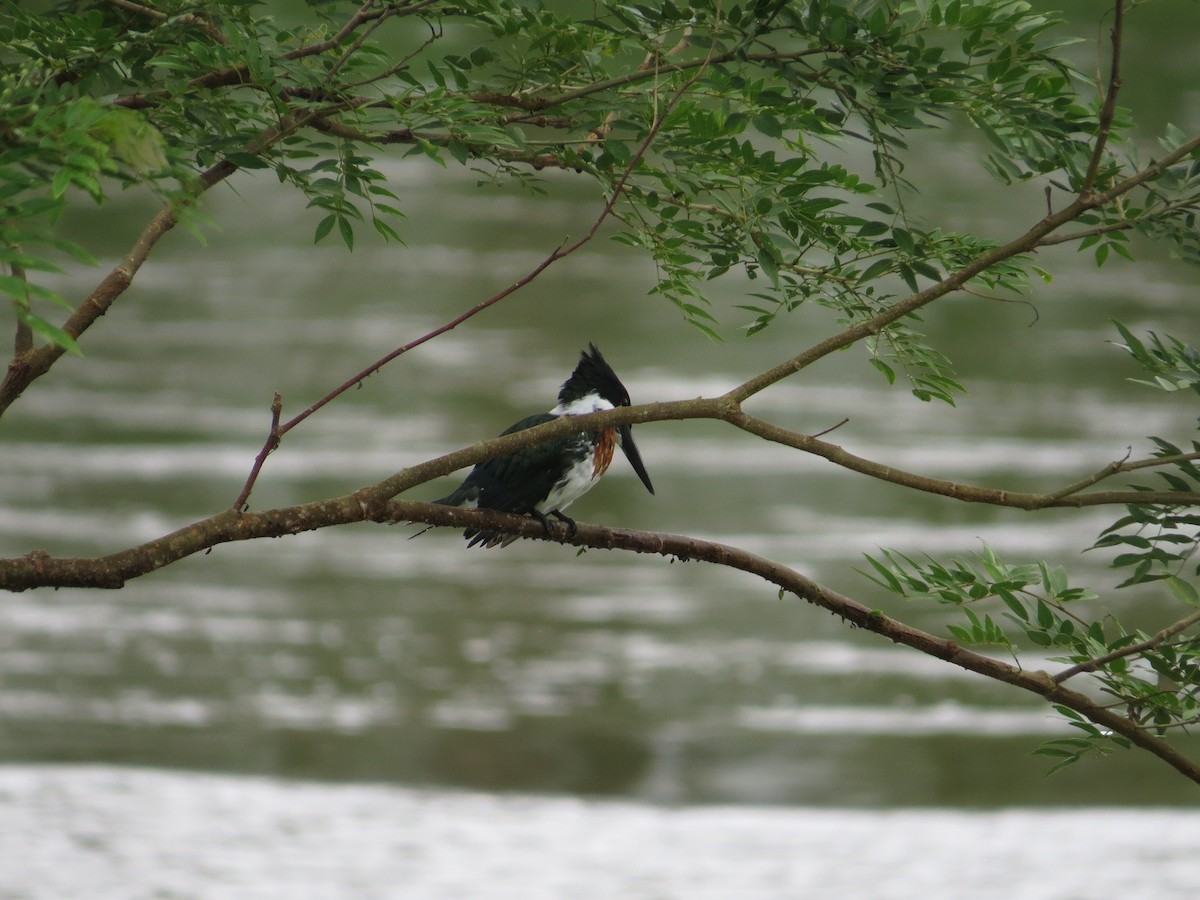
[404,484,480,539]
[433,485,516,548]
[431,483,479,507]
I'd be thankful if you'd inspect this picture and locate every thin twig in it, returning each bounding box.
[1036,192,1200,247]
[1043,448,1133,502]
[8,259,32,356]
[809,417,849,439]
[1080,0,1124,196]
[232,393,283,512]
[1054,609,1200,683]
[722,408,1200,510]
[102,0,228,43]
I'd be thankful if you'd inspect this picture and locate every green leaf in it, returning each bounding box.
[869,357,896,384]
[16,308,82,357]
[998,592,1029,622]
[1165,576,1200,607]
[752,114,783,138]
[859,554,903,592]
[50,168,74,199]
[859,257,895,282]
[314,214,336,244]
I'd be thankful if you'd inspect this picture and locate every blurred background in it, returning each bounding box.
[2,1,1199,896]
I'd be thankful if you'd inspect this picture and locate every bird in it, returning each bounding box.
[432,343,655,547]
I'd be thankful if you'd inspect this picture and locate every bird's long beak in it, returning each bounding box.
[618,426,654,495]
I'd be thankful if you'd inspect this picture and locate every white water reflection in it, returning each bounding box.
[2,765,1196,900]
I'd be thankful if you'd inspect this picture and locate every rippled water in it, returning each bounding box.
[3,7,1200,871]
[3,208,1195,807]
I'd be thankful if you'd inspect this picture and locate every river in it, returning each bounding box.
[2,1,1199,895]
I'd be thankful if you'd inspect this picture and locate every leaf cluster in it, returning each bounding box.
[861,543,1098,655]
[864,540,1200,772]
[8,0,1197,398]
[859,315,1200,775]
[1094,324,1200,587]
[1093,440,1200,590]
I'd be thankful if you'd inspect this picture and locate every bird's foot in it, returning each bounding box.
[530,510,555,538]
[550,510,578,538]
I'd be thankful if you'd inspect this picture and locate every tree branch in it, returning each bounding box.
[0,98,372,418]
[0,200,194,417]
[725,130,1200,404]
[232,393,283,513]
[1079,0,1124,197]
[6,496,1198,786]
[8,385,1192,584]
[725,410,1200,510]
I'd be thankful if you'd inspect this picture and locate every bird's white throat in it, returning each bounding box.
[551,392,614,416]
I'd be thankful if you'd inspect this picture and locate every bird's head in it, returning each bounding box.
[554,344,654,495]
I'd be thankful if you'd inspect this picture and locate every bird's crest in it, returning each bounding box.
[557,343,631,408]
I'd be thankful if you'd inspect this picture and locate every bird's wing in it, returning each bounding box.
[468,413,585,514]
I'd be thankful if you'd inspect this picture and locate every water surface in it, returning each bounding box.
[2,1,1200,818]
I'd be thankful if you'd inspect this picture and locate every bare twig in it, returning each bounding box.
[232,393,283,512]
[1043,449,1133,503]
[1080,0,1124,196]
[809,417,849,439]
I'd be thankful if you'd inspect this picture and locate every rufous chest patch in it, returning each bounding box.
[592,427,616,478]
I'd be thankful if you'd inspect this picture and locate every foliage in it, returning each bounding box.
[2,0,1200,785]
[864,325,1200,772]
[3,0,1195,391]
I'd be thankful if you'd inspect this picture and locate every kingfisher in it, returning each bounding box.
[433,344,655,547]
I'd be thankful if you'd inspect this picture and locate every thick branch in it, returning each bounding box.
[8,394,1191,585]
[6,497,1197,786]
